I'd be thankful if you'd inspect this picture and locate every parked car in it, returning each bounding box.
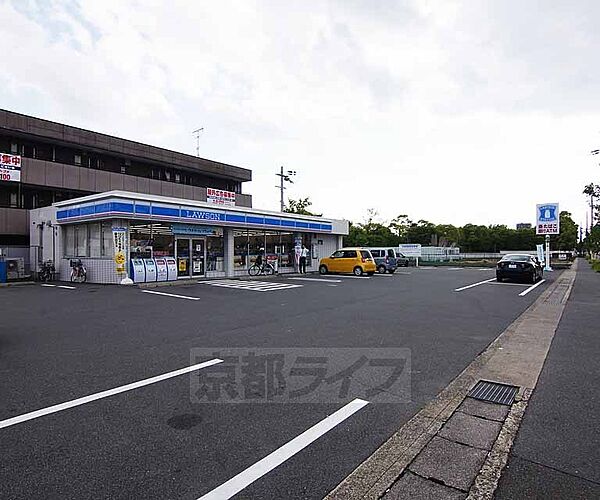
[395,251,410,267]
[319,248,376,276]
[496,254,543,283]
[367,248,398,274]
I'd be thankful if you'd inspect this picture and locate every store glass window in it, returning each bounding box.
[234,229,249,269]
[247,230,264,266]
[130,222,174,258]
[279,232,294,268]
[101,222,113,257]
[89,223,102,257]
[75,225,88,257]
[207,236,224,272]
[64,226,75,257]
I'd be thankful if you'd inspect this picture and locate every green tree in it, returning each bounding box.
[284,197,322,216]
[389,215,412,242]
[406,220,436,246]
[553,211,578,250]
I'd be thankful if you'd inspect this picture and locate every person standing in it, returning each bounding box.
[299,244,309,273]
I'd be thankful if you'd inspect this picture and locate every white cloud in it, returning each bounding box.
[1,0,599,229]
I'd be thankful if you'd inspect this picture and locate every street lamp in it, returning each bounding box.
[276,167,296,212]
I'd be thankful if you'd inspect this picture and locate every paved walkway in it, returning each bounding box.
[495,259,600,499]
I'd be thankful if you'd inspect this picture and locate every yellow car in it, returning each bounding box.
[319,248,376,276]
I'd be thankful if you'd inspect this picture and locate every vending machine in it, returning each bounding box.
[166,257,178,281]
[130,259,146,283]
[155,258,168,282]
[143,258,157,282]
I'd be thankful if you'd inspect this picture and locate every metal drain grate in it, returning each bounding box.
[467,380,518,406]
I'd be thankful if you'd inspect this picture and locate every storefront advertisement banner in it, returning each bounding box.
[112,227,128,274]
[0,153,21,182]
[207,187,236,207]
[171,223,223,237]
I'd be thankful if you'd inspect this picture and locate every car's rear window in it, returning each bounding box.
[370,250,381,257]
[360,250,371,259]
[343,250,357,258]
[501,255,530,262]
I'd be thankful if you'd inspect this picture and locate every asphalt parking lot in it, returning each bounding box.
[0,267,558,499]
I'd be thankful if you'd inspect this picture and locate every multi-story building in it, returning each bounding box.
[0,109,252,247]
[0,110,347,283]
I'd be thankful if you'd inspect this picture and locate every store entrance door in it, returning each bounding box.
[175,237,206,278]
[191,238,205,277]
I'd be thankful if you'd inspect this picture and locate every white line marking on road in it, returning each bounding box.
[518,279,546,297]
[448,267,462,270]
[454,277,497,292]
[41,284,56,287]
[0,359,223,430]
[141,290,201,300]
[395,272,412,275]
[198,398,369,500]
[289,277,342,283]
[199,279,303,292]
[57,285,76,290]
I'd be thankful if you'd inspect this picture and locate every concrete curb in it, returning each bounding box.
[0,281,35,288]
[325,263,578,499]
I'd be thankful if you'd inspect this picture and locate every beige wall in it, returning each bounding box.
[0,207,28,235]
[20,157,252,207]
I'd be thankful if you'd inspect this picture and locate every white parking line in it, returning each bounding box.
[518,279,546,297]
[454,277,497,292]
[288,277,342,283]
[57,285,76,290]
[0,359,223,430]
[141,290,201,301]
[41,284,56,287]
[198,398,369,500]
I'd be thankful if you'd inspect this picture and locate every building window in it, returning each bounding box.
[164,170,171,182]
[89,223,102,257]
[75,224,88,256]
[101,222,113,257]
[74,154,82,166]
[207,236,224,272]
[175,172,180,183]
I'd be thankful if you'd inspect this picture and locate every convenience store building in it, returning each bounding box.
[30,190,348,283]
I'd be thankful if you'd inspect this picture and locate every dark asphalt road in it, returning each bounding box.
[1,267,554,499]
[495,260,600,499]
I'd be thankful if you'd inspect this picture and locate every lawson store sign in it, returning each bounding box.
[56,197,334,233]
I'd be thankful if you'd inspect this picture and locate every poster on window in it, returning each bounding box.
[112,227,128,274]
[207,187,236,207]
[0,153,21,182]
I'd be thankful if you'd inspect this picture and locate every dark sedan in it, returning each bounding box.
[496,254,543,283]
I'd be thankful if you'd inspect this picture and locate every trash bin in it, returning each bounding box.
[0,261,6,283]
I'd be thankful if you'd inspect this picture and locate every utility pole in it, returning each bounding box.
[192,128,204,157]
[275,166,296,212]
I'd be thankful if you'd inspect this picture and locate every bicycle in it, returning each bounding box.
[70,259,87,283]
[38,260,55,282]
[248,261,276,276]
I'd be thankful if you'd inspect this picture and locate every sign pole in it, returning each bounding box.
[544,234,552,272]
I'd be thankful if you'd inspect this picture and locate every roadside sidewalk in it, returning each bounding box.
[494,259,600,499]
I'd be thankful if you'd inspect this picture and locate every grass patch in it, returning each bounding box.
[591,260,600,272]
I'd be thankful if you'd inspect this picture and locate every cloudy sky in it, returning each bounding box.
[1,0,599,229]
